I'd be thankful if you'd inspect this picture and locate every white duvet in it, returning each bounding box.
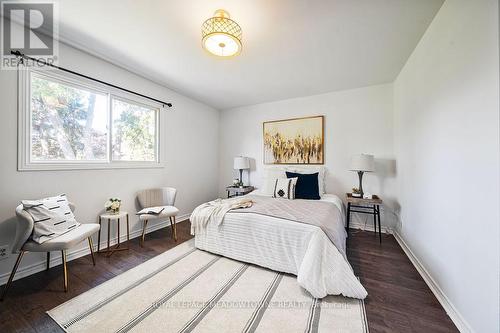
[193,192,368,299]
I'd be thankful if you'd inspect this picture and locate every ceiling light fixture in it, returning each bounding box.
[202,9,242,58]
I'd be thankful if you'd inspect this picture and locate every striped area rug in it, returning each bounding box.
[48,240,368,333]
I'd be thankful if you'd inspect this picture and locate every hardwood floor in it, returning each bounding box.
[348,230,458,332]
[0,221,458,333]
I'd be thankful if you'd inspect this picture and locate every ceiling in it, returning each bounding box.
[54,0,444,110]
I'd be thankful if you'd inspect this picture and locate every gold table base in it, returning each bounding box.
[97,213,130,257]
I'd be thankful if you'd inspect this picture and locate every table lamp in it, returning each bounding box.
[350,154,374,198]
[233,156,250,187]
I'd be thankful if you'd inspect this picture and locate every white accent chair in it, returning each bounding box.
[1,202,100,300]
[137,187,179,246]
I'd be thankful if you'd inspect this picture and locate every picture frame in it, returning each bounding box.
[263,115,324,165]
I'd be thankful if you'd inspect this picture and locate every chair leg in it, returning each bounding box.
[46,252,50,271]
[174,216,178,241]
[141,220,148,247]
[97,216,102,252]
[170,216,177,242]
[1,251,25,301]
[88,237,96,266]
[61,250,68,292]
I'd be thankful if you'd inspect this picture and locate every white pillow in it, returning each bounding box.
[272,177,298,199]
[22,194,79,244]
[261,167,287,196]
[285,166,326,194]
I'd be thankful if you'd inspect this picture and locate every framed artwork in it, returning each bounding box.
[263,115,324,164]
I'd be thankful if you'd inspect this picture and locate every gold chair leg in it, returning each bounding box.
[1,251,25,301]
[173,216,177,241]
[170,216,177,242]
[97,216,102,252]
[46,252,50,271]
[88,237,96,266]
[61,250,68,292]
[141,220,148,247]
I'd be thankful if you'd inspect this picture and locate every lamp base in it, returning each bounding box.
[357,171,365,198]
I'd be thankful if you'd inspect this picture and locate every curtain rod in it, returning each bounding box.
[11,50,173,108]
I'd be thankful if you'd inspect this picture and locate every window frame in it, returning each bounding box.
[18,65,165,171]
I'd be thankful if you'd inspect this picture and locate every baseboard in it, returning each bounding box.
[393,231,473,333]
[348,220,392,234]
[0,213,190,286]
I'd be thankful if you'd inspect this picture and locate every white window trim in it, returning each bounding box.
[18,65,166,171]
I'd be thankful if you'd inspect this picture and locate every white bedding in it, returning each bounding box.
[193,192,368,299]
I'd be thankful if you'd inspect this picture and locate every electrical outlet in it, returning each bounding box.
[0,245,9,260]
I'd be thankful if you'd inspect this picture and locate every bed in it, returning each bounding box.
[192,190,367,300]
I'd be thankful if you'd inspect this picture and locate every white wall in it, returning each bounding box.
[0,42,220,282]
[218,84,398,228]
[393,0,499,332]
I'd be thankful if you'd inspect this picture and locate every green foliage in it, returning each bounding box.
[31,76,107,160]
[112,99,155,161]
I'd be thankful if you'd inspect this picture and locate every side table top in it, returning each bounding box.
[226,186,254,193]
[346,193,382,205]
[100,211,128,219]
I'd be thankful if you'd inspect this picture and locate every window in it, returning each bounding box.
[18,68,163,170]
[30,75,109,162]
[111,98,157,162]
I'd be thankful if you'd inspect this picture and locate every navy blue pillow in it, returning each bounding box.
[286,172,320,200]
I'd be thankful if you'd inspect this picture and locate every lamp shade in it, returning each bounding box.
[234,156,250,170]
[350,154,375,172]
[202,9,242,57]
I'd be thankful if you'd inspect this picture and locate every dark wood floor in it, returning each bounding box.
[347,230,457,332]
[0,221,458,333]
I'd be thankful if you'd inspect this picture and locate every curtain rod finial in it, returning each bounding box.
[10,50,22,57]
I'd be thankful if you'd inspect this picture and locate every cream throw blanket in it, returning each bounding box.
[190,197,253,235]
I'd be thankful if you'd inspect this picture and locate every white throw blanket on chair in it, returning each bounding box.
[190,197,253,235]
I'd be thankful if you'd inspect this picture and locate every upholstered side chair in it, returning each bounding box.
[137,187,179,246]
[1,203,100,300]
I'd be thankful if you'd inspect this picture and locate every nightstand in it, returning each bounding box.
[226,186,254,198]
[97,211,130,256]
[346,193,382,243]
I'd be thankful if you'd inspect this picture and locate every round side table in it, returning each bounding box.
[97,211,130,256]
